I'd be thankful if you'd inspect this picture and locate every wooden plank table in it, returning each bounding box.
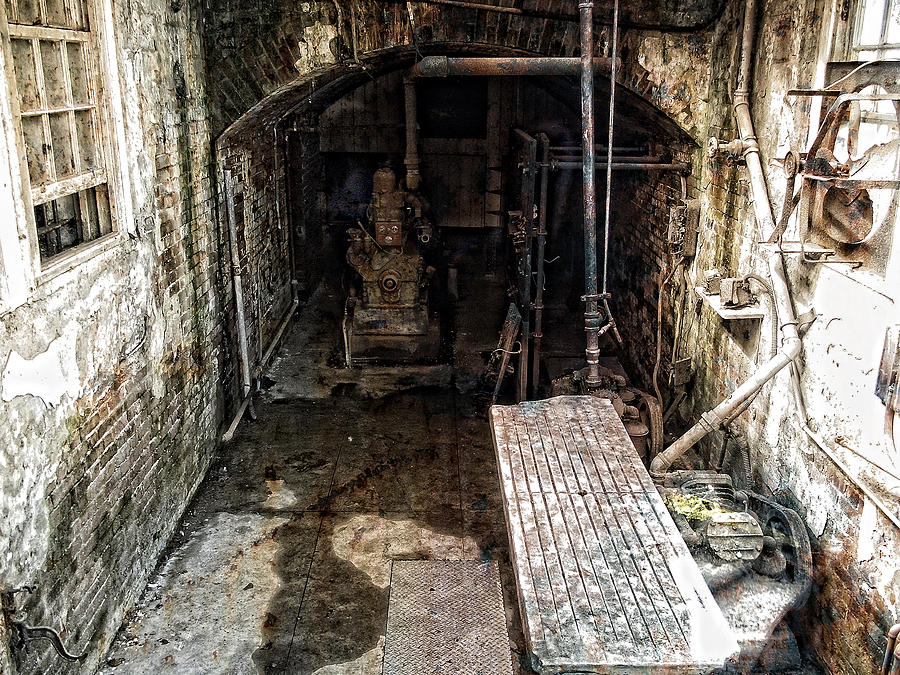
[490,396,739,673]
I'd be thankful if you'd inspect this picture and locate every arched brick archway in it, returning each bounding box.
[207,1,713,145]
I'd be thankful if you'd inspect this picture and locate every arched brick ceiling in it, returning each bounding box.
[207,2,708,147]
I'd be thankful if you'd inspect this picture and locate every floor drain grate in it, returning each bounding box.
[384,560,513,675]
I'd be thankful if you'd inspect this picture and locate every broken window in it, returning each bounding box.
[4,0,113,263]
[851,0,900,59]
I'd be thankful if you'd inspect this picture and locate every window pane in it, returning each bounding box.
[44,0,72,29]
[887,0,900,42]
[67,42,91,105]
[40,40,67,109]
[73,0,90,30]
[35,186,110,261]
[21,116,51,184]
[10,39,40,112]
[48,112,75,178]
[75,109,98,170]
[858,0,887,45]
[14,0,41,25]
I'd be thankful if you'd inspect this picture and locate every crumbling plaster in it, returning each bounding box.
[0,0,226,672]
[677,0,900,670]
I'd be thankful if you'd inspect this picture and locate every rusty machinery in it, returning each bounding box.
[344,167,438,364]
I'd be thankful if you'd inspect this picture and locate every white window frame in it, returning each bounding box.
[0,0,130,304]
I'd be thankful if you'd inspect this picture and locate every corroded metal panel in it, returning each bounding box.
[384,560,514,675]
[490,396,739,673]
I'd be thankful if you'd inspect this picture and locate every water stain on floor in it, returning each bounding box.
[101,387,528,675]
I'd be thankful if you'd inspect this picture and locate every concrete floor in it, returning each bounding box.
[101,270,528,674]
[101,386,527,674]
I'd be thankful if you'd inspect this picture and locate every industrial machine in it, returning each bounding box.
[344,167,439,364]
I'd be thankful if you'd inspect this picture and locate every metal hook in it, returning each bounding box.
[2,586,87,663]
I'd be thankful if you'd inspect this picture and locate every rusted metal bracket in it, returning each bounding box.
[1,587,87,663]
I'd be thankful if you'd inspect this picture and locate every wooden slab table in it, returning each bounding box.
[490,396,739,673]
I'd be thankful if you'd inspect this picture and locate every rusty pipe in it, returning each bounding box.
[403,74,420,190]
[885,624,900,675]
[580,0,602,386]
[651,0,802,475]
[532,133,550,393]
[552,161,691,172]
[408,55,614,77]
[413,0,726,32]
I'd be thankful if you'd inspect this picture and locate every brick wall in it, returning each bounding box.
[0,0,227,672]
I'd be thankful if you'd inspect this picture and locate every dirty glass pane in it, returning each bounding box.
[66,42,91,105]
[857,0,887,46]
[21,116,51,184]
[75,109,98,170]
[40,40,68,109]
[12,0,41,26]
[78,0,91,30]
[49,112,75,178]
[44,0,72,29]
[36,192,82,259]
[886,0,900,42]
[10,39,40,112]
[4,0,15,21]
[35,187,109,261]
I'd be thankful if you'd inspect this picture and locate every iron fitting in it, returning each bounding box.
[699,410,723,433]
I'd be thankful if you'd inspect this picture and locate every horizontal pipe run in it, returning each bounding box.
[551,145,647,153]
[552,161,691,172]
[552,154,661,163]
[409,55,614,77]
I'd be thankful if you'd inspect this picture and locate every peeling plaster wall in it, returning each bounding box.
[0,0,228,672]
[676,0,900,671]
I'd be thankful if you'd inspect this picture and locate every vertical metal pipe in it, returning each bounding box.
[222,168,254,443]
[531,133,550,392]
[403,75,421,191]
[514,129,537,401]
[602,0,619,295]
[650,0,802,475]
[580,0,602,386]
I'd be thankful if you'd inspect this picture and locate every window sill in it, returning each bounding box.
[37,230,121,285]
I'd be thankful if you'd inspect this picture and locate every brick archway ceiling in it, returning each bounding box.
[211,2,707,148]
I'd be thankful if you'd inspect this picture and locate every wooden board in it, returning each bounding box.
[490,396,739,673]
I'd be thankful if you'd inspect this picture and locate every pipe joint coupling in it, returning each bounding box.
[699,410,724,434]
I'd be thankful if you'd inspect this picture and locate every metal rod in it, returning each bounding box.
[580,0,602,386]
[532,133,550,393]
[514,129,537,402]
[551,145,646,153]
[603,0,619,296]
[552,162,691,172]
[409,55,614,77]
[551,154,662,163]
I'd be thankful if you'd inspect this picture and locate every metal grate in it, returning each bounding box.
[384,560,514,675]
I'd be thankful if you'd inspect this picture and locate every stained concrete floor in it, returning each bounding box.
[101,266,527,674]
[101,387,527,674]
